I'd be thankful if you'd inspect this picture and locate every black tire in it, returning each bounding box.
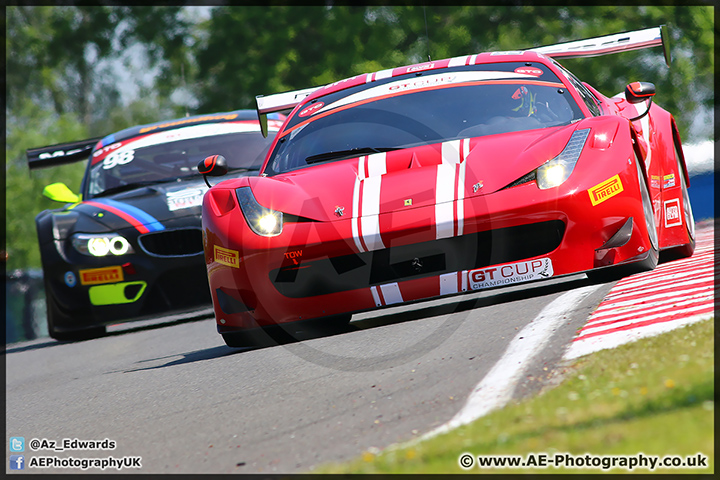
[587,157,658,283]
[660,141,696,261]
[45,279,106,342]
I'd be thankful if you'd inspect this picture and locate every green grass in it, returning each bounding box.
[318,318,714,474]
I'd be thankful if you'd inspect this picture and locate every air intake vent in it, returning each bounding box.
[138,227,203,257]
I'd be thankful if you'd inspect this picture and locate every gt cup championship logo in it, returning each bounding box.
[469,258,554,290]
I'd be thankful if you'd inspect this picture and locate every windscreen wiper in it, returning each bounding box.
[227,166,261,173]
[305,147,400,164]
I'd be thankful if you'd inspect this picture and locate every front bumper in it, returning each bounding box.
[205,159,652,331]
[40,228,212,332]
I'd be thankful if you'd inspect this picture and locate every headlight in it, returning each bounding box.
[236,187,283,237]
[72,233,134,256]
[536,128,590,190]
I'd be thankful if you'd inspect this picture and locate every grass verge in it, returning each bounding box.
[317,318,714,474]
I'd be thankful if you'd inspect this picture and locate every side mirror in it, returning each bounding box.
[43,182,81,203]
[197,155,228,188]
[625,82,655,121]
[625,82,655,104]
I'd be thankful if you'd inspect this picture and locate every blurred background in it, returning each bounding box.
[5,5,714,342]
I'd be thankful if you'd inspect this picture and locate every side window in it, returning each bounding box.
[557,65,602,116]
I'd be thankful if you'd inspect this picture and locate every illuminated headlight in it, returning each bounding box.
[537,160,571,189]
[236,187,283,237]
[72,233,134,256]
[536,128,590,190]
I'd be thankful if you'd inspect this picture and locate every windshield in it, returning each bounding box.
[266,72,584,175]
[86,124,276,198]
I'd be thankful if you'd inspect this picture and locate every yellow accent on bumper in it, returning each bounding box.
[88,281,147,306]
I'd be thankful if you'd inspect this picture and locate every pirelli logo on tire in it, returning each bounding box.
[214,245,240,268]
[588,175,624,206]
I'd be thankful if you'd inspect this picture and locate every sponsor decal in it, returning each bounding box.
[664,198,682,227]
[298,102,324,117]
[39,148,86,160]
[388,75,458,93]
[514,66,543,77]
[334,206,345,217]
[318,71,537,116]
[64,271,77,288]
[469,258,553,290]
[91,122,260,165]
[650,175,660,189]
[166,187,208,211]
[404,198,413,206]
[663,173,676,188]
[214,245,240,268]
[79,266,124,286]
[588,175,624,206]
[93,141,122,158]
[406,62,435,73]
[138,113,238,134]
[284,250,303,259]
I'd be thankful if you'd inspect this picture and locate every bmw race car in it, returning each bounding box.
[199,27,695,348]
[27,110,282,340]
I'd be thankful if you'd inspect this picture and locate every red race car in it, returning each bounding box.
[199,26,695,347]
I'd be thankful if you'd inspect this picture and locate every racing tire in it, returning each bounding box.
[660,141,696,261]
[587,157,659,283]
[45,279,106,342]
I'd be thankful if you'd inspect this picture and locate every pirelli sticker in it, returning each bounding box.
[79,266,123,285]
[214,245,240,268]
[588,175,624,206]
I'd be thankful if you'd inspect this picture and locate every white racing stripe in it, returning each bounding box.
[352,153,388,253]
[413,284,601,443]
[370,283,404,307]
[439,271,469,296]
[436,139,468,239]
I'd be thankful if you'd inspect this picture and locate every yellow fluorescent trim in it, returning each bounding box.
[89,281,146,306]
[588,174,624,206]
[79,266,124,285]
[214,245,240,268]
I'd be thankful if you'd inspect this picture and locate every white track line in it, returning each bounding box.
[409,284,601,444]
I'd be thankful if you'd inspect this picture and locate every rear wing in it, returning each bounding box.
[27,137,102,170]
[529,25,670,67]
[256,86,319,137]
[255,26,670,137]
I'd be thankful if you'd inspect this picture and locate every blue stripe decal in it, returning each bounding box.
[99,134,116,148]
[92,198,165,232]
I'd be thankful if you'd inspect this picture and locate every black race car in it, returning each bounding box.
[27,110,282,340]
